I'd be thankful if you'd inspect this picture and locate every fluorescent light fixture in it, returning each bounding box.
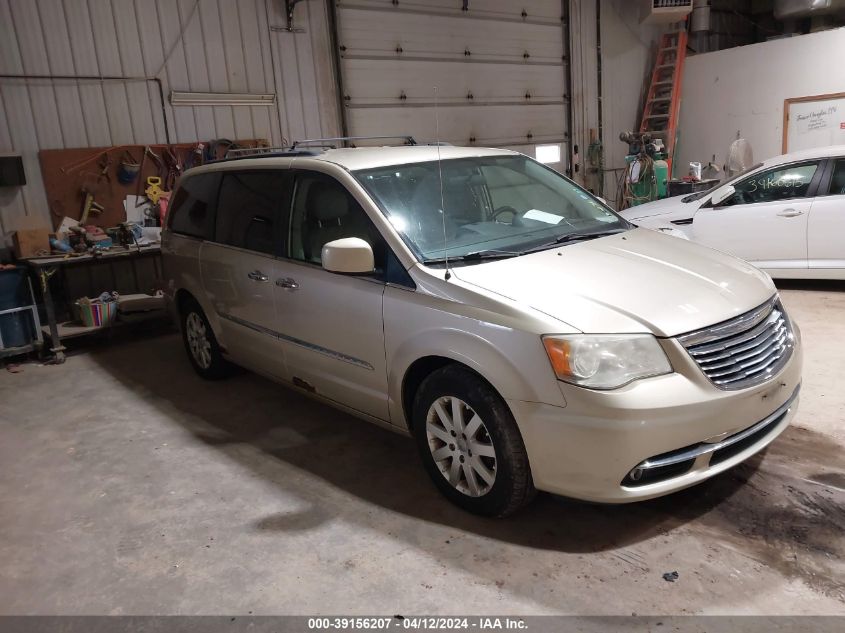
[535,144,561,164]
[169,91,276,106]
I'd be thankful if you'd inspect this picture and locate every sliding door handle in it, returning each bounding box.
[247,270,269,282]
[276,277,299,290]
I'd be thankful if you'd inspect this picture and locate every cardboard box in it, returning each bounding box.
[12,228,51,259]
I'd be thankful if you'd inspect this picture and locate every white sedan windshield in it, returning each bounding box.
[354,155,628,262]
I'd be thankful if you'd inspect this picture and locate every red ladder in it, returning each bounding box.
[639,29,688,177]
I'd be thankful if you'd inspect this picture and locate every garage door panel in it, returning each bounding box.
[339,9,564,63]
[342,59,564,104]
[348,105,566,147]
[336,0,568,167]
[341,0,562,23]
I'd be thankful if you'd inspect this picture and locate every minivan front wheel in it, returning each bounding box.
[425,396,498,498]
[180,298,231,380]
[412,365,535,516]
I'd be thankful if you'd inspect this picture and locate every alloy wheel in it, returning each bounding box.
[185,312,212,369]
[425,396,497,497]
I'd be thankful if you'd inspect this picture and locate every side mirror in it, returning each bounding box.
[321,238,374,274]
[710,185,736,207]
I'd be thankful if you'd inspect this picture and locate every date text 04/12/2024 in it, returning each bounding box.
[307,617,528,630]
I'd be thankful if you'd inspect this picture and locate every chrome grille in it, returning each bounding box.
[679,297,794,390]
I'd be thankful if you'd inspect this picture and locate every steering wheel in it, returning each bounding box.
[491,205,519,224]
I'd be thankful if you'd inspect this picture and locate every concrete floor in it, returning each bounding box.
[1,282,843,615]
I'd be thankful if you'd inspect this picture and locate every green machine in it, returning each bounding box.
[620,132,669,208]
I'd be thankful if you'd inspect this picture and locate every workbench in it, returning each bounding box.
[23,245,162,363]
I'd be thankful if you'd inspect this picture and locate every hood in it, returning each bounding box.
[451,228,775,337]
[618,194,701,224]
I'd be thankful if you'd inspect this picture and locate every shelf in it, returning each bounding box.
[41,310,168,342]
[42,321,110,341]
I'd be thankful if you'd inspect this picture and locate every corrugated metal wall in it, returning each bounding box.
[569,0,663,205]
[0,0,659,240]
[0,0,340,244]
[568,0,600,190]
[269,0,341,145]
[600,0,662,205]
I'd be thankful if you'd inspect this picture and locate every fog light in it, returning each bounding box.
[628,467,644,482]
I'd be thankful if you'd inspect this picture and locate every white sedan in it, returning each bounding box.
[620,145,845,279]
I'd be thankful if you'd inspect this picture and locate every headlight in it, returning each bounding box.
[542,334,672,389]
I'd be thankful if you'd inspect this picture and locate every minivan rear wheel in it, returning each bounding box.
[412,365,536,516]
[180,298,232,380]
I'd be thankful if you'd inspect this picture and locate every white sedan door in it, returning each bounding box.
[808,157,845,275]
[691,160,822,271]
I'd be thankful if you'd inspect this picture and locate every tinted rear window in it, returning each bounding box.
[215,171,288,255]
[168,173,220,239]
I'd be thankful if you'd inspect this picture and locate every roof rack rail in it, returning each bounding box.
[223,146,316,159]
[290,135,417,150]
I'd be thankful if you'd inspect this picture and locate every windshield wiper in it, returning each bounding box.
[524,228,627,253]
[424,229,626,265]
[424,249,521,265]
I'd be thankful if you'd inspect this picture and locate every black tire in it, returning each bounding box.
[412,364,536,517]
[179,297,232,380]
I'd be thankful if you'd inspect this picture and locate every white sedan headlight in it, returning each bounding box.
[542,334,672,390]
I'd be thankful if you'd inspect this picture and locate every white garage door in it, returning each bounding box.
[334,0,568,170]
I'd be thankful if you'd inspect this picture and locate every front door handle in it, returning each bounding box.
[777,209,804,218]
[276,277,299,290]
[247,270,269,282]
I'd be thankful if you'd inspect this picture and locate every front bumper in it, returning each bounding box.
[507,328,802,503]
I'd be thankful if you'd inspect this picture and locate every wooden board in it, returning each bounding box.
[13,228,51,258]
[38,139,267,230]
[782,92,845,154]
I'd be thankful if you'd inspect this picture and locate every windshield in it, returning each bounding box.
[681,162,765,203]
[353,155,629,263]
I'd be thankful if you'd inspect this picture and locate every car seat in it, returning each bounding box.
[303,184,371,263]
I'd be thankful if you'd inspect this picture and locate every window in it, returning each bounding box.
[480,164,568,215]
[215,171,287,255]
[288,172,386,271]
[354,155,623,261]
[168,173,219,239]
[827,159,845,196]
[722,161,820,206]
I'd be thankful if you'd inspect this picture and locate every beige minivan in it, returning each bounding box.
[162,142,802,517]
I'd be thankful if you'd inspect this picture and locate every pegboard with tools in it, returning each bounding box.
[38,139,267,230]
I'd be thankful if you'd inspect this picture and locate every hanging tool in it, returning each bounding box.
[146,146,164,177]
[117,150,141,184]
[134,146,164,207]
[135,148,148,204]
[97,153,113,184]
[60,144,133,174]
[184,142,205,170]
[163,148,182,190]
[80,190,104,224]
[145,176,165,205]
